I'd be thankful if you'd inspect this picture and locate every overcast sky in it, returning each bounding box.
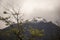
[0,0,60,29]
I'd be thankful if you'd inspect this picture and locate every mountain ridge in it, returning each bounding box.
[0,18,60,40]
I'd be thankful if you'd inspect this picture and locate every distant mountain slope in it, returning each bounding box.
[23,21,60,40]
[0,18,60,40]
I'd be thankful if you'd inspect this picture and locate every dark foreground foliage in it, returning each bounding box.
[0,21,60,40]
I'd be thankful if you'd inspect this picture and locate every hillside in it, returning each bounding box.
[0,18,60,40]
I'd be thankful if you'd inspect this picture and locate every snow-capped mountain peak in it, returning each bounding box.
[28,17,47,23]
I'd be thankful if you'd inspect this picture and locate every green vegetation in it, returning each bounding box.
[29,28,44,37]
[0,8,44,40]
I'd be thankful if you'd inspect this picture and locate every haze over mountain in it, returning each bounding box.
[0,0,60,29]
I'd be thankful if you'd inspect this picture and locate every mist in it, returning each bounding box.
[0,0,60,29]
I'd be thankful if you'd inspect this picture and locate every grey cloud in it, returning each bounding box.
[0,0,60,29]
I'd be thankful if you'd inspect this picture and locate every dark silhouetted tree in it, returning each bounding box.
[0,7,24,40]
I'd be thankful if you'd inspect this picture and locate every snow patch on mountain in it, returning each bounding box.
[28,17,47,23]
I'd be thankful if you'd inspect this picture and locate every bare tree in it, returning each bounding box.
[0,6,24,40]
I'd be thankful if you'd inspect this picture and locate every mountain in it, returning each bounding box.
[23,21,60,40]
[0,18,60,40]
[27,17,47,23]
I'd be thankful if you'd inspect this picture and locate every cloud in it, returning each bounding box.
[0,0,60,29]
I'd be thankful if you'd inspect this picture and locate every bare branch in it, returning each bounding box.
[0,2,17,20]
[0,16,11,25]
